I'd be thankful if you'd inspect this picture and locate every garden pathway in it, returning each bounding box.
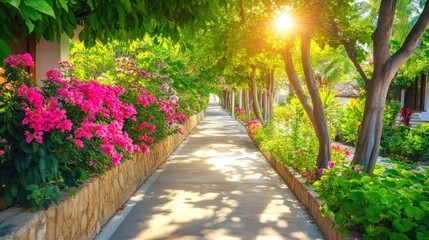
[95,102,324,240]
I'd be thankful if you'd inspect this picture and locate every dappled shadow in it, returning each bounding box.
[109,103,324,240]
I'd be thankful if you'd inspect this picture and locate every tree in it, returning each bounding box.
[326,0,429,174]
[280,35,332,170]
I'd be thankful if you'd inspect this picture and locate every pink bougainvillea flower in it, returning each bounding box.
[138,69,150,78]
[19,84,72,143]
[89,161,98,166]
[137,89,157,107]
[318,168,325,175]
[0,150,4,156]
[327,161,336,169]
[74,139,84,148]
[354,167,362,174]
[5,53,35,68]
[46,68,63,81]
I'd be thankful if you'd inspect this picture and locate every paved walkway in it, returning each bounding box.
[96,103,324,240]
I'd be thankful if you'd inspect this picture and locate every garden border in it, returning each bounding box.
[0,111,205,240]
[256,146,351,240]
[237,117,353,240]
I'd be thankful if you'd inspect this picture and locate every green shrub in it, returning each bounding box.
[257,98,319,173]
[384,100,401,128]
[381,123,429,163]
[320,88,342,139]
[314,165,429,239]
[340,98,365,146]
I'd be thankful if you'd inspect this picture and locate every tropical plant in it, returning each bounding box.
[340,98,365,146]
[314,165,429,239]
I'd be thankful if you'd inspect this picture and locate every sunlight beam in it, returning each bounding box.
[275,11,295,32]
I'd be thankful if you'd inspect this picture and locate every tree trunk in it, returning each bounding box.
[250,66,264,123]
[224,91,227,110]
[263,88,268,122]
[221,91,224,108]
[244,89,250,122]
[281,43,316,126]
[238,89,243,109]
[300,34,331,169]
[232,90,235,119]
[351,76,390,173]
[267,69,275,121]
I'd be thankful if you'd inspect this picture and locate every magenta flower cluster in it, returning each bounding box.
[5,53,34,68]
[46,68,137,165]
[6,54,193,168]
[18,84,72,143]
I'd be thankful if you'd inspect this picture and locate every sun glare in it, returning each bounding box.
[275,11,295,32]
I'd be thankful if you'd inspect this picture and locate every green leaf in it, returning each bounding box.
[389,232,410,240]
[4,189,13,206]
[117,4,126,28]
[420,201,429,211]
[39,157,46,182]
[120,0,132,13]
[417,231,429,240]
[10,183,18,197]
[348,190,364,201]
[366,191,382,204]
[0,39,13,60]
[50,154,58,178]
[25,184,38,191]
[334,212,348,225]
[365,205,383,223]
[37,147,45,157]
[365,225,387,236]
[393,218,413,233]
[404,206,425,221]
[32,141,39,154]
[23,0,55,18]
[4,0,21,8]
[57,0,68,12]
[20,140,33,154]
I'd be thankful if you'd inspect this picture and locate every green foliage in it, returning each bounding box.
[1,0,227,60]
[319,88,342,139]
[0,63,97,210]
[381,123,429,163]
[69,41,115,81]
[314,165,429,239]
[340,98,365,146]
[384,100,402,128]
[256,98,319,173]
[70,38,212,114]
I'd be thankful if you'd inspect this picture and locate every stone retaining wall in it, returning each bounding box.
[259,149,350,240]
[0,111,204,240]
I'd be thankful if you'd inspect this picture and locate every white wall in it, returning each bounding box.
[35,34,69,85]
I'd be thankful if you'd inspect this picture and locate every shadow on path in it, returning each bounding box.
[101,103,324,240]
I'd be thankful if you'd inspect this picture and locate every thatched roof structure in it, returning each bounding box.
[333,81,359,98]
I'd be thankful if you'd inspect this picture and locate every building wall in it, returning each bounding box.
[35,35,69,85]
[7,34,70,86]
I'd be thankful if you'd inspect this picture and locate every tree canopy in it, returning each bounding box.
[0,0,227,59]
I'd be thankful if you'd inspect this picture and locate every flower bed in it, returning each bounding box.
[0,111,204,240]
[0,53,208,211]
[244,116,429,240]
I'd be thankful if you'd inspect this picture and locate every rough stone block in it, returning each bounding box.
[36,223,46,240]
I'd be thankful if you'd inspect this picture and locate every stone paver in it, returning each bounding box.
[97,103,324,240]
